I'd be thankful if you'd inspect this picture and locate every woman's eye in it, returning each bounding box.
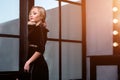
[33,13,37,15]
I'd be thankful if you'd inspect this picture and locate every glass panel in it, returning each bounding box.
[0,0,19,35]
[61,2,82,41]
[97,66,118,80]
[62,42,82,80]
[0,37,19,71]
[35,0,59,39]
[44,41,59,80]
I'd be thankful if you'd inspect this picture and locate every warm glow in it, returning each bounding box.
[113,30,118,35]
[113,19,118,24]
[113,7,118,12]
[113,42,119,47]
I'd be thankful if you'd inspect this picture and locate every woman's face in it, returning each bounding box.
[29,8,41,23]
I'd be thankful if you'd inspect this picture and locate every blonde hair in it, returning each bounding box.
[29,6,46,26]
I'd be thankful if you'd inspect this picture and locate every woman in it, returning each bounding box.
[22,6,49,80]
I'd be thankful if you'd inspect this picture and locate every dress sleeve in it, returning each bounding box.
[35,27,48,54]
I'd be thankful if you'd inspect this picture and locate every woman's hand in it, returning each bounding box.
[28,21,36,25]
[24,61,30,72]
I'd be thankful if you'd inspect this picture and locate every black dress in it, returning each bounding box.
[27,24,49,80]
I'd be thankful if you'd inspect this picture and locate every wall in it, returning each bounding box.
[86,0,113,56]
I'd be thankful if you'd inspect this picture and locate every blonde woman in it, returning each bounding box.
[20,6,49,80]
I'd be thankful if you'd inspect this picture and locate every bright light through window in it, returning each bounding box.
[35,0,81,10]
[0,0,19,24]
[35,0,59,10]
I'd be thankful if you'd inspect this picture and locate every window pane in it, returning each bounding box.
[97,66,118,80]
[61,2,82,41]
[44,41,59,80]
[0,0,19,35]
[35,0,59,39]
[62,42,82,79]
[0,38,19,71]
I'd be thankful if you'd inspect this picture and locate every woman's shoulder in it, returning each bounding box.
[28,23,49,32]
[38,24,49,32]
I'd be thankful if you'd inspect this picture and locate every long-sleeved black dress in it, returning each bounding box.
[27,24,49,80]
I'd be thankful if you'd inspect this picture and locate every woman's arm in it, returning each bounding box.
[24,51,41,72]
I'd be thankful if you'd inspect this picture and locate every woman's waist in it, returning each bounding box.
[28,42,38,48]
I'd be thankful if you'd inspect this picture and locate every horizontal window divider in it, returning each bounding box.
[47,38,82,43]
[56,0,82,5]
[0,34,20,38]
